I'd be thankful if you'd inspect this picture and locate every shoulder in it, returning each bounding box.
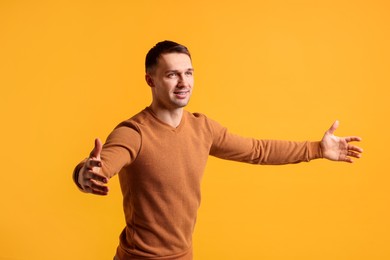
[106,108,152,140]
[184,110,210,125]
[114,108,152,131]
[184,110,210,121]
[104,110,150,146]
[184,110,225,132]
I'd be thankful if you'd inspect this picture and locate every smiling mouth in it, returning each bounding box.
[173,90,190,99]
[173,90,190,95]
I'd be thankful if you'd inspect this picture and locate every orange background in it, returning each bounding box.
[1,0,389,259]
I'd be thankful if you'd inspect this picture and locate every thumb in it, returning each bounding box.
[327,120,339,135]
[90,138,103,159]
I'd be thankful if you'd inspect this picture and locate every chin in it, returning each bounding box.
[174,99,190,108]
[177,103,189,108]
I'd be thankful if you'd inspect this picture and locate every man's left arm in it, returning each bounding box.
[208,118,362,165]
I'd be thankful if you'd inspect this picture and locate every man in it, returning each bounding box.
[73,40,363,260]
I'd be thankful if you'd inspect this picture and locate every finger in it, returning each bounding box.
[81,168,107,183]
[90,179,109,193]
[90,179,109,196]
[344,157,354,163]
[92,189,109,196]
[89,138,103,159]
[83,185,109,196]
[327,120,339,135]
[86,159,102,169]
[345,136,362,143]
[348,145,363,153]
[85,169,108,184]
[82,177,109,194]
[347,151,362,158]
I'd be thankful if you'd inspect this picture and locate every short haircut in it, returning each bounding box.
[145,40,191,73]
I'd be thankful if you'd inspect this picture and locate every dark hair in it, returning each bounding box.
[145,40,191,73]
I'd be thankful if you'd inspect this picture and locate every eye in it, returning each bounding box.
[167,72,177,78]
[185,71,193,76]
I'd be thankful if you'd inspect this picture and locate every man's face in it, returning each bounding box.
[147,52,194,110]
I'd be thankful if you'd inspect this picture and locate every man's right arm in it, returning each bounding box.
[73,125,142,195]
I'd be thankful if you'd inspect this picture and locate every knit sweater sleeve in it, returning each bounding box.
[99,123,141,178]
[73,122,141,182]
[208,118,323,165]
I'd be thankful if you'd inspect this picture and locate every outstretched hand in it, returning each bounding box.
[321,121,363,163]
[78,138,110,195]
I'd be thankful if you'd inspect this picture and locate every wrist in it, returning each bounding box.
[308,141,323,160]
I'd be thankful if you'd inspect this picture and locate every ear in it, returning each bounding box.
[145,74,154,87]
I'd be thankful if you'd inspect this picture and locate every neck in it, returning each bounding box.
[149,104,184,128]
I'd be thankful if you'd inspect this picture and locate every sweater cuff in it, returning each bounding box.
[308,141,323,160]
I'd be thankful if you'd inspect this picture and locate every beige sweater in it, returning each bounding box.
[74,107,323,260]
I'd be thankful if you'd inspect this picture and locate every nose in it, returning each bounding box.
[177,73,189,88]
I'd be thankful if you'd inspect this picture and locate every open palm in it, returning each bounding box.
[321,120,363,163]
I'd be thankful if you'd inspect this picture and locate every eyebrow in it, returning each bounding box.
[165,68,194,74]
